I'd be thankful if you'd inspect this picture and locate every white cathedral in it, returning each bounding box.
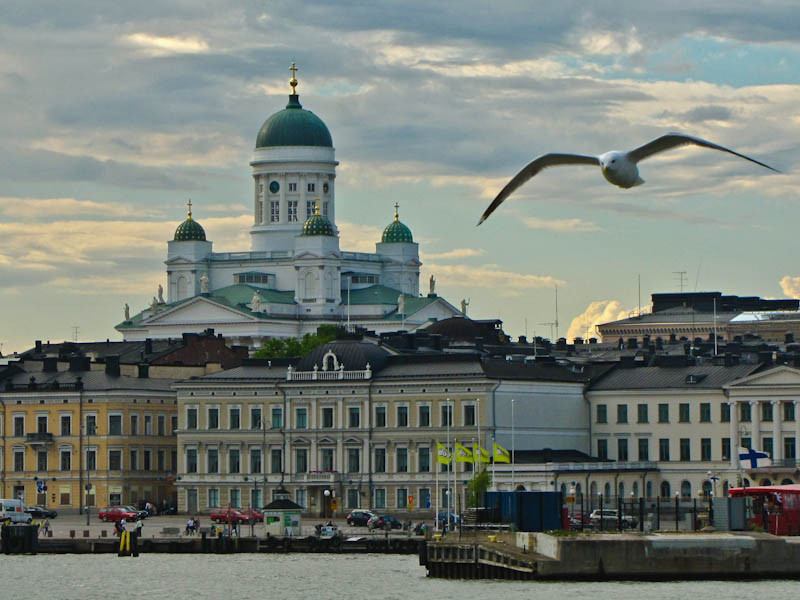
[117,68,462,346]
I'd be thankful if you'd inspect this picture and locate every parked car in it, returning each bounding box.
[368,514,403,530]
[24,505,58,519]
[346,510,376,527]
[437,511,461,526]
[568,511,590,529]
[98,507,140,522]
[1,498,31,524]
[210,508,257,524]
[589,509,637,529]
[123,505,149,520]
[241,508,264,523]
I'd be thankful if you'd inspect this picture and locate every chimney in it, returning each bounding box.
[573,337,583,345]
[626,338,638,349]
[642,335,651,347]
[105,355,120,377]
[69,356,90,372]
[518,335,527,345]
[588,337,597,345]
[138,364,150,378]
[144,338,153,354]
[655,337,664,350]
[75,376,84,391]
[43,357,58,373]
[35,340,42,353]
[430,334,443,351]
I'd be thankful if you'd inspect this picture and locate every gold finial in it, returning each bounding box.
[187,199,193,220]
[314,197,320,215]
[394,202,399,221]
[289,62,298,95]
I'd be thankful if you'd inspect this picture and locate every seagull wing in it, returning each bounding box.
[478,153,599,225]
[628,133,779,172]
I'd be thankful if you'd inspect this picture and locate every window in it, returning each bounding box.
[295,448,308,473]
[722,438,731,461]
[638,438,649,461]
[418,406,430,427]
[397,406,408,427]
[60,415,71,436]
[288,200,298,222]
[679,403,690,423]
[347,448,360,473]
[129,414,138,436]
[296,408,307,429]
[250,448,261,473]
[230,408,240,430]
[700,403,711,423]
[230,489,241,508]
[208,489,220,508]
[187,408,197,430]
[306,199,314,218]
[130,449,138,471]
[208,408,219,430]
[375,406,386,428]
[144,415,152,436]
[157,450,165,471]
[396,448,408,472]
[322,407,333,428]
[171,450,177,472]
[637,404,648,423]
[346,488,359,509]
[207,449,219,474]
[375,488,386,509]
[658,404,669,423]
[441,405,452,427]
[110,450,123,471]
[37,450,48,471]
[86,449,96,471]
[762,402,773,422]
[37,415,47,433]
[740,402,751,422]
[294,490,304,508]
[270,201,279,222]
[617,439,628,461]
[419,447,430,472]
[14,416,24,437]
[251,407,262,430]
[763,437,773,457]
[143,450,152,471]
[321,448,334,471]
[680,438,691,461]
[597,404,609,423]
[288,182,297,192]
[742,437,752,450]
[659,438,670,461]
[157,415,166,436]
[375,448,386,473]
[785,402,796,422]
[701,438,711,461]
[226,448,239,474]
[348,406,360,428]
[323,201,329,217]
[464,405,476,426]
[14,450,24,472]
[721,403,731,423]
[597,439,608,460]
[617,404,628,424]
[271,449,282,474]
[109,415,122,435]
[272,408,283,429]
[397,488,408,509]
[785,437,797,460]
[307,183,315,192]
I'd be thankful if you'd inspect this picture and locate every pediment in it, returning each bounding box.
[317,436,336,445]
[726,366,800,389]
[147,297,254,324]
[165,257,194,265]
[291,436,311,446]
[343,436,362,446]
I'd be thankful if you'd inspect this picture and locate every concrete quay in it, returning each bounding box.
[421,531,800,581]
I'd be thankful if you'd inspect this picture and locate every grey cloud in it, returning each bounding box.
[657,105,735,124]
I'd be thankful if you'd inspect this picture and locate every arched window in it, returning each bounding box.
[560,483,567,497]
[781,478,794,485]
[632,482,639,498]
[646,481,653,499]
[743,478,750,487]
[681,481,691,499]
[760,478,772,486]
[176,275,188,300]
[575,483,582,497]
[590,482,598,498]
[515,484,526,491]
[702,480,712,496]
[604,482,611,498]
[660,481,671,498]
[618,482,625,498]
[304,271,316,299]
[723,480,729,495]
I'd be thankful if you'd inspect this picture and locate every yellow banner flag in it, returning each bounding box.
[436,442,452,465]
[493,442,511,464]
[473,445,490,463]
[455,442,473,463]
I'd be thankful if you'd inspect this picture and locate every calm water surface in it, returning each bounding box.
[3,554,798,600]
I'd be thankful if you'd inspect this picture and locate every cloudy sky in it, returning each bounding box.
[2,1,800,353]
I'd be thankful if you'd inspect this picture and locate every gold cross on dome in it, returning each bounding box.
[394,202,399,221]
[187,199,193,218]
[289,62,298,94]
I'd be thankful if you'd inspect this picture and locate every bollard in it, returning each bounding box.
[47,530,53,538]
[69,530,75,539]
[101,530,107,538]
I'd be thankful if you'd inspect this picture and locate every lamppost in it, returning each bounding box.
[675,491,680,531]
[85,421,95,526]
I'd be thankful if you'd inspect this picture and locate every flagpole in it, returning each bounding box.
[454,438,458,521]
[447,398,451,523]
[511,398,516,491]
[435,451,439,531]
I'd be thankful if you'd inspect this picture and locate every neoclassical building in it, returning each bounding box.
[117,68,461,346]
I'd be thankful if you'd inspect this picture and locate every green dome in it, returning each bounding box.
[302,206,335,236]
[256,95,333,148]
[381,205,413,243]
[174,208,206,241]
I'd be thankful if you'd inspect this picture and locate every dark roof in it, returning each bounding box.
[588,363,762,391]
[2,370,177,392]
[263,498,303,510]
[513,449,599,464]
[481,358,588,383]
[295,341,390,372]
[424,317,505,343]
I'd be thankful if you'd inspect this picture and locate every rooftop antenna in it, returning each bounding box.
[673,271,687,293]
[524,317,528,338]
[554,284,559,339]
[71,326,79,342]
[694,260,702,292]
[638,274,641,317]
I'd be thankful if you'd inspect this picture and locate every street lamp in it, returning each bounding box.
[675,491,680,531]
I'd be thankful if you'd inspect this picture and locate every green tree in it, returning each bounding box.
[466,467,492,508]
[252,326,345,359]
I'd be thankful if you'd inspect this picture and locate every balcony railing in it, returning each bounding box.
[286,365,372,381]
[25,432,54,445]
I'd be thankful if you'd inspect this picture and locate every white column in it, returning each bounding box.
[795,400,800,466]
[772,400,782,461]
[750,400,761,451]
[729,400,738,469]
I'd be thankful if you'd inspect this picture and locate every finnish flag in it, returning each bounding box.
[738,447,772,469]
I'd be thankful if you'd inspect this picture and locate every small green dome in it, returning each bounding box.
[381,204,413,243]
[256,95,333,148]
[174,204,206,241]
[302,205,335,236]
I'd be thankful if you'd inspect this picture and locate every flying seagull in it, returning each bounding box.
[477,133,779,225]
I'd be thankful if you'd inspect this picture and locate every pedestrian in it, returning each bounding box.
[194,516,201,533]
[136,517,143,537]
[114,520,122,537]
[120,519,127,533]
[186,518,193,535]
[42,518,50,537]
